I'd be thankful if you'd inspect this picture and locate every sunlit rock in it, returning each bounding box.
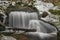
[34,0,54,12]
[1,36,16,40]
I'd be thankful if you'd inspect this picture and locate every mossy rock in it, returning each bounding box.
[5,4,38,15]
[54,2,60,6]
[49,9,60,15]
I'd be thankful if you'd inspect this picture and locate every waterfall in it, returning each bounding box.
[9,11,38,29]
[29,20,47,32]
[9,11,57,33]
[8,8,57,40]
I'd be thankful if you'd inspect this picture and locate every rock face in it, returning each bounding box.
[1,36,16,40]
[41,0,59,3]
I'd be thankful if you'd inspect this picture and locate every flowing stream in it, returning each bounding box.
[9,11,57,33]
[8,0,58,40]
[8,11,57,40]
[1,0,58,40]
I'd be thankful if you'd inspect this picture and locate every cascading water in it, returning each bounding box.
[9,11,38,29]
[7,1,57,40]
[8,11,57,40]
[0,0,58,40]
[9,11,57,33]
[29,20,47,32]
[25,20,57,40]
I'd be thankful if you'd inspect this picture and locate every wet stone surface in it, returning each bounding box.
[1,36,16,40]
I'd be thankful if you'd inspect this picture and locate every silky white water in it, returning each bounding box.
[8,0,57,40]
[9,11,57,33]
[0,0,58,40]
[9,11,38,29]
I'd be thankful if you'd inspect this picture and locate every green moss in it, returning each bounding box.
[54,2,60,6]
[49,9,60,15]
